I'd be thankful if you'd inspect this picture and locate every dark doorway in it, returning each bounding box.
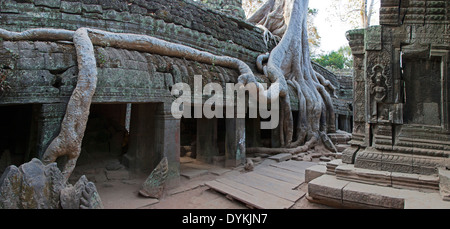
[70,103,128,183]
[0,104,34,174]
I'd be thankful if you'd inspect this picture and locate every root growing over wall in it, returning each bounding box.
[0,27,256,181]
[243,0,338,155]
[0,0,338,180]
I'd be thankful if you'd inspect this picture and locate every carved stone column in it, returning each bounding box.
[343,29,366,164]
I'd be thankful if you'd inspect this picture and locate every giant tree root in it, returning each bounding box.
[242,0,338,155]
[0,28,96,181]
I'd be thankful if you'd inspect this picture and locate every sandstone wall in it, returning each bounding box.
[0,0,267,65]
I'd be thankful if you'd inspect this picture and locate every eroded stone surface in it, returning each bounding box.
[0,158,103,209]
[0,158,65,209]
[139,157,168,199]
[439,168,450,201]
[60,175,104,209]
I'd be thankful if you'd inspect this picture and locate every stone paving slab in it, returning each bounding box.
[268,153,293,162]
[180,167,209,179]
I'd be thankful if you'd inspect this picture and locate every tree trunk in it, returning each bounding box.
[243,0,338,155]
[42,28,98,181]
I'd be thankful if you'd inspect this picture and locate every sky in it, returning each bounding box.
[308,0,380,54]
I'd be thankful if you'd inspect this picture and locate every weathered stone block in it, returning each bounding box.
[335,164,392,186]
[17,41,35,50]
[60,1,82,14]
[60,175,104,209]
[82,4,103,13]
[308,175,350,201]
[305,164,327,183]
[0,0,20,13]
[439,168,450,201]
[342,182,404,209]
[61,12,83,22]
[35,0,61,8]
[17,57,45,70]
[0,158,65,209]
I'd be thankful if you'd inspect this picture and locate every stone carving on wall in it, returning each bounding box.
[369,64,389,121]
[353,55,366,123]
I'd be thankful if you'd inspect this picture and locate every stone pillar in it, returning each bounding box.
[36,103,66,159]
[225,117,246,167]
[196,118,220,164]
[245,117,261,148]
[155,104,180,188]
[123,103,159,173]
[343,29,366,164]
[271,124,281,148]
[125,103,180,188]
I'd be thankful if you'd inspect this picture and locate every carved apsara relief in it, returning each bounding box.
[369,64,389,121]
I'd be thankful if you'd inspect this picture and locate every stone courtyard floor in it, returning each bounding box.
[95,156,332,209]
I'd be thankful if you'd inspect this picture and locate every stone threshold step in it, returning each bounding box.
[308,175,450,209]
[334,164,440,191]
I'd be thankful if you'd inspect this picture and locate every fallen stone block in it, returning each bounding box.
[139,157,168,199]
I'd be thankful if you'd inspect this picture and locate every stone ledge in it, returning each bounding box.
[335,164,440,191]
[326,159,343,175]
[305,164,327,183]
[354,148,447,175]
[439,168,450,201]
[308,174,450,209]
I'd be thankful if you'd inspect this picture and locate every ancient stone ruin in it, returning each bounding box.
[0,0,447,210]
[307,0,450,208]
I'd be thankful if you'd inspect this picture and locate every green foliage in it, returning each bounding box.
[313,46,353,70]
[314,51,345,69]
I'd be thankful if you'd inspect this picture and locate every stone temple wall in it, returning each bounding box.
[0,40,245,105]
[0,0,266,65]
[0,0,270,185]
[191,0,246,20]
[345,0,450,175]
[0,0,350,185]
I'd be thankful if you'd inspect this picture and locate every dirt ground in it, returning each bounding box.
[92,157,332,209]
